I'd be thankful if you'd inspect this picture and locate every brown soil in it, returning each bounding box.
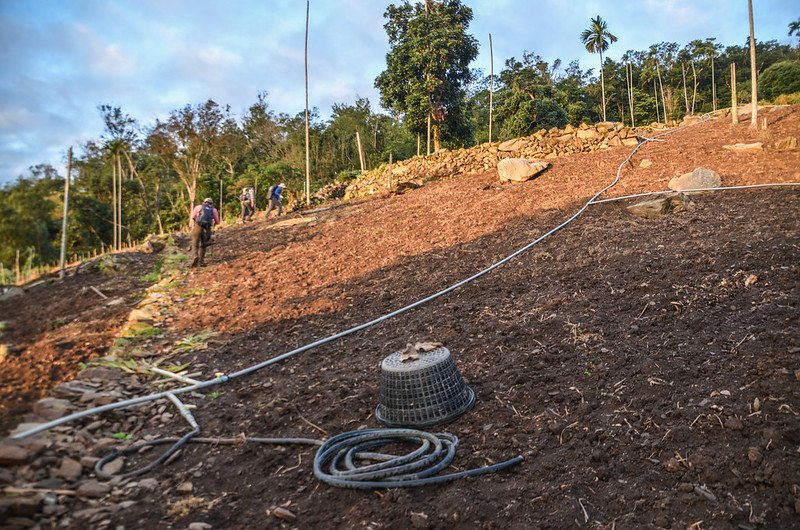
[0,253,158,434]
[3,107,800,528]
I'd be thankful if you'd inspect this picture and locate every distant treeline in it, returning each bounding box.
[1,34,798,277]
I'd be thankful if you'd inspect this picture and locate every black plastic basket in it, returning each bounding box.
[375,347,475,428]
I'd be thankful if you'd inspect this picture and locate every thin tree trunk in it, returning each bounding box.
[59,147,72,279]
[690,60,698,114]
[626,62,635,127]
[433,123,441,152]
[356,131,366,171]
[599,50,606,121]
[111,157,117,251]
[656,63,667,123]
[489,32,494,142]
[731,63,739,124]
[417,133,421,156]
[748,0,758,128]
[653,79,660,123]
[15,249,20,285]
[426,114,431,155]
[711,53,717,111]
[117,153,123,249]
[681,62,690,114]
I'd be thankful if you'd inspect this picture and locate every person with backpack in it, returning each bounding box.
[190,197,220,267]
[240,186,255,223]
[264,183,285,219]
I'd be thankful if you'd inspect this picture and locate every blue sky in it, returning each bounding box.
[0,0,796,184]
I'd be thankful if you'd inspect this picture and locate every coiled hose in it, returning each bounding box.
[313,429,523,489]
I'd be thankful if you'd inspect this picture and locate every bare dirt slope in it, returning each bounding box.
[1,108,799,529]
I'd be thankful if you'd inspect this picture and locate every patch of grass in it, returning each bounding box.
[123,323,161,339]
[112,432,132,440]
[141,258,164,282]
[88,356,149,375]
[208,391,222,400]
[173,330,218,353]
[95,254,119,275]
[163,252,189,272]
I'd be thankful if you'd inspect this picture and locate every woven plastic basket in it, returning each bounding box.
[375,347,475,428]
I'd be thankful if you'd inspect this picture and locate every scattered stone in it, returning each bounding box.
[101,457,125,476]
[77,366,123,382]
[498,138,527,152]
[138,478,159,491]
[747,447,763,466]
[744,274,758,287]
[497,158,551,182]
[77,480,112,498]
[410,511,430,529]
[627,193,692,219]
[8,495,42,517]
[143,235,167,254]
[677,482,694,493]
[694,485,717,502]
[0,444,30,466]
[270,506,296,521]
[795,369,800,382]
[774,136,797,150]
[177,481,194,494]
[54,457,83,480]
[722,142,763,152]
[80,455,101,468]
[0,467,14,484]
[639,159,652,168]
[33,397,73,420]
[668,167,721,192]
[188,523,213,530]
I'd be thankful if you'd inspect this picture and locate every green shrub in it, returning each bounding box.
[759,61,800,101]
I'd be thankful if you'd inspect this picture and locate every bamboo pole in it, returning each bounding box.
[711,52,717,111]
[488,32,494,143]
[731,63,739,125]
[117,154,123,249]
[426,114,431,156]
[15,249,20,285]
[417,133,420,156]
[304,0,311,205]
[387,153,393,189]
[59,147,73,279]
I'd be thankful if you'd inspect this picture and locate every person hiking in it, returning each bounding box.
[190,197,220,267]
[240,186,255,223]
[264,182,285,219]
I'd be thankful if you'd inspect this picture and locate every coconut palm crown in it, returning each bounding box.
[581,15,618,121]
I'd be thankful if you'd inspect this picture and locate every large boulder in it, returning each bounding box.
[497,159,551,183]
[668,167,721,192]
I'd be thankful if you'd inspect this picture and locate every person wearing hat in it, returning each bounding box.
[264,182,285,219]
[189,197,220,267]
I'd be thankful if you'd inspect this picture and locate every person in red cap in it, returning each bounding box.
[189,198,220,267]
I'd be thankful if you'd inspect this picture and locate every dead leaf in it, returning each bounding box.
[270,507,296,521]
[399,343,420,362]
[414,341,443,352]
[744,274,758,287]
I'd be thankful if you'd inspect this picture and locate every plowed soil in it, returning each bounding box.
[2,107,800,529]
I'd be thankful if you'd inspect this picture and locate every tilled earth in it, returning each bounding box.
[1,108,799,529]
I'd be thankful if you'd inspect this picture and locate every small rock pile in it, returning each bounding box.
[345,121,646,198]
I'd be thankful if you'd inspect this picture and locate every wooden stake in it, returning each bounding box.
[15,249,20,285]
[387,153,393,189]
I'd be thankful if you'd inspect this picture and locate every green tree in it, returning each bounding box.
[581,15,618,121]
[375,0,479,151]
[759,60,800,99]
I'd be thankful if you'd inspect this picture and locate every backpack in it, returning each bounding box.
[240,190,249,203]
[267,184,277,200]
[196,204,214,228]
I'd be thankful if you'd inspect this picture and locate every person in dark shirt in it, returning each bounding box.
[190,198,220,267]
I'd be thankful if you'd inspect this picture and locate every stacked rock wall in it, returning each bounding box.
[345,121,648,198]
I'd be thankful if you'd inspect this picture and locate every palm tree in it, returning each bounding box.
[790,18,800,38]
[581,15,618,122]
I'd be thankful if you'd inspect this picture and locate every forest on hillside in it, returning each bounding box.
[1,1,799,282]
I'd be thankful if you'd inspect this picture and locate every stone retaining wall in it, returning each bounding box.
[345,121,652,198]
